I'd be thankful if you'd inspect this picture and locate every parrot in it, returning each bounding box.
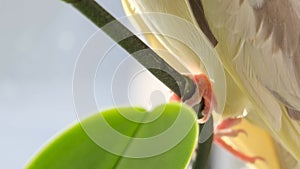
[121,0,300,168]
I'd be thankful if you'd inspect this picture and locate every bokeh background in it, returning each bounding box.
[0,0,247,168]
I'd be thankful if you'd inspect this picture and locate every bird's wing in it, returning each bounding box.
[249,0,300,118]
[202,0,300,116]
[201,0,300,161]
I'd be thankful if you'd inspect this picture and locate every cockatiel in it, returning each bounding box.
[121,0,300,168]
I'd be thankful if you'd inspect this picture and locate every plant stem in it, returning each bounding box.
[63,0,195,100]
[62,0,213,168]
[192,115,213,169]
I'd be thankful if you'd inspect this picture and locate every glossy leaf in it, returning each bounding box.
[26,103,198,169]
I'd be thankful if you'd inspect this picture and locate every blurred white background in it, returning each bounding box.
[0,0,247,168]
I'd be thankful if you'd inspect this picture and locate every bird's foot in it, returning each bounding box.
[214,117,265,163]
[170,73,217,123]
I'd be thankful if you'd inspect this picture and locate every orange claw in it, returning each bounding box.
[214,137,265,163]
[193,74,217,120]
[214,117,265,164]
[217,117,243,130]
[170,73,217,123]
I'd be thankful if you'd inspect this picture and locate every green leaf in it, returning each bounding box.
[26,103,198,169]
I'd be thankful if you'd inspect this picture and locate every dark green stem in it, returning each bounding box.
[63,0,194,100]
[193,119,213,169]
[62,0,213,168]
